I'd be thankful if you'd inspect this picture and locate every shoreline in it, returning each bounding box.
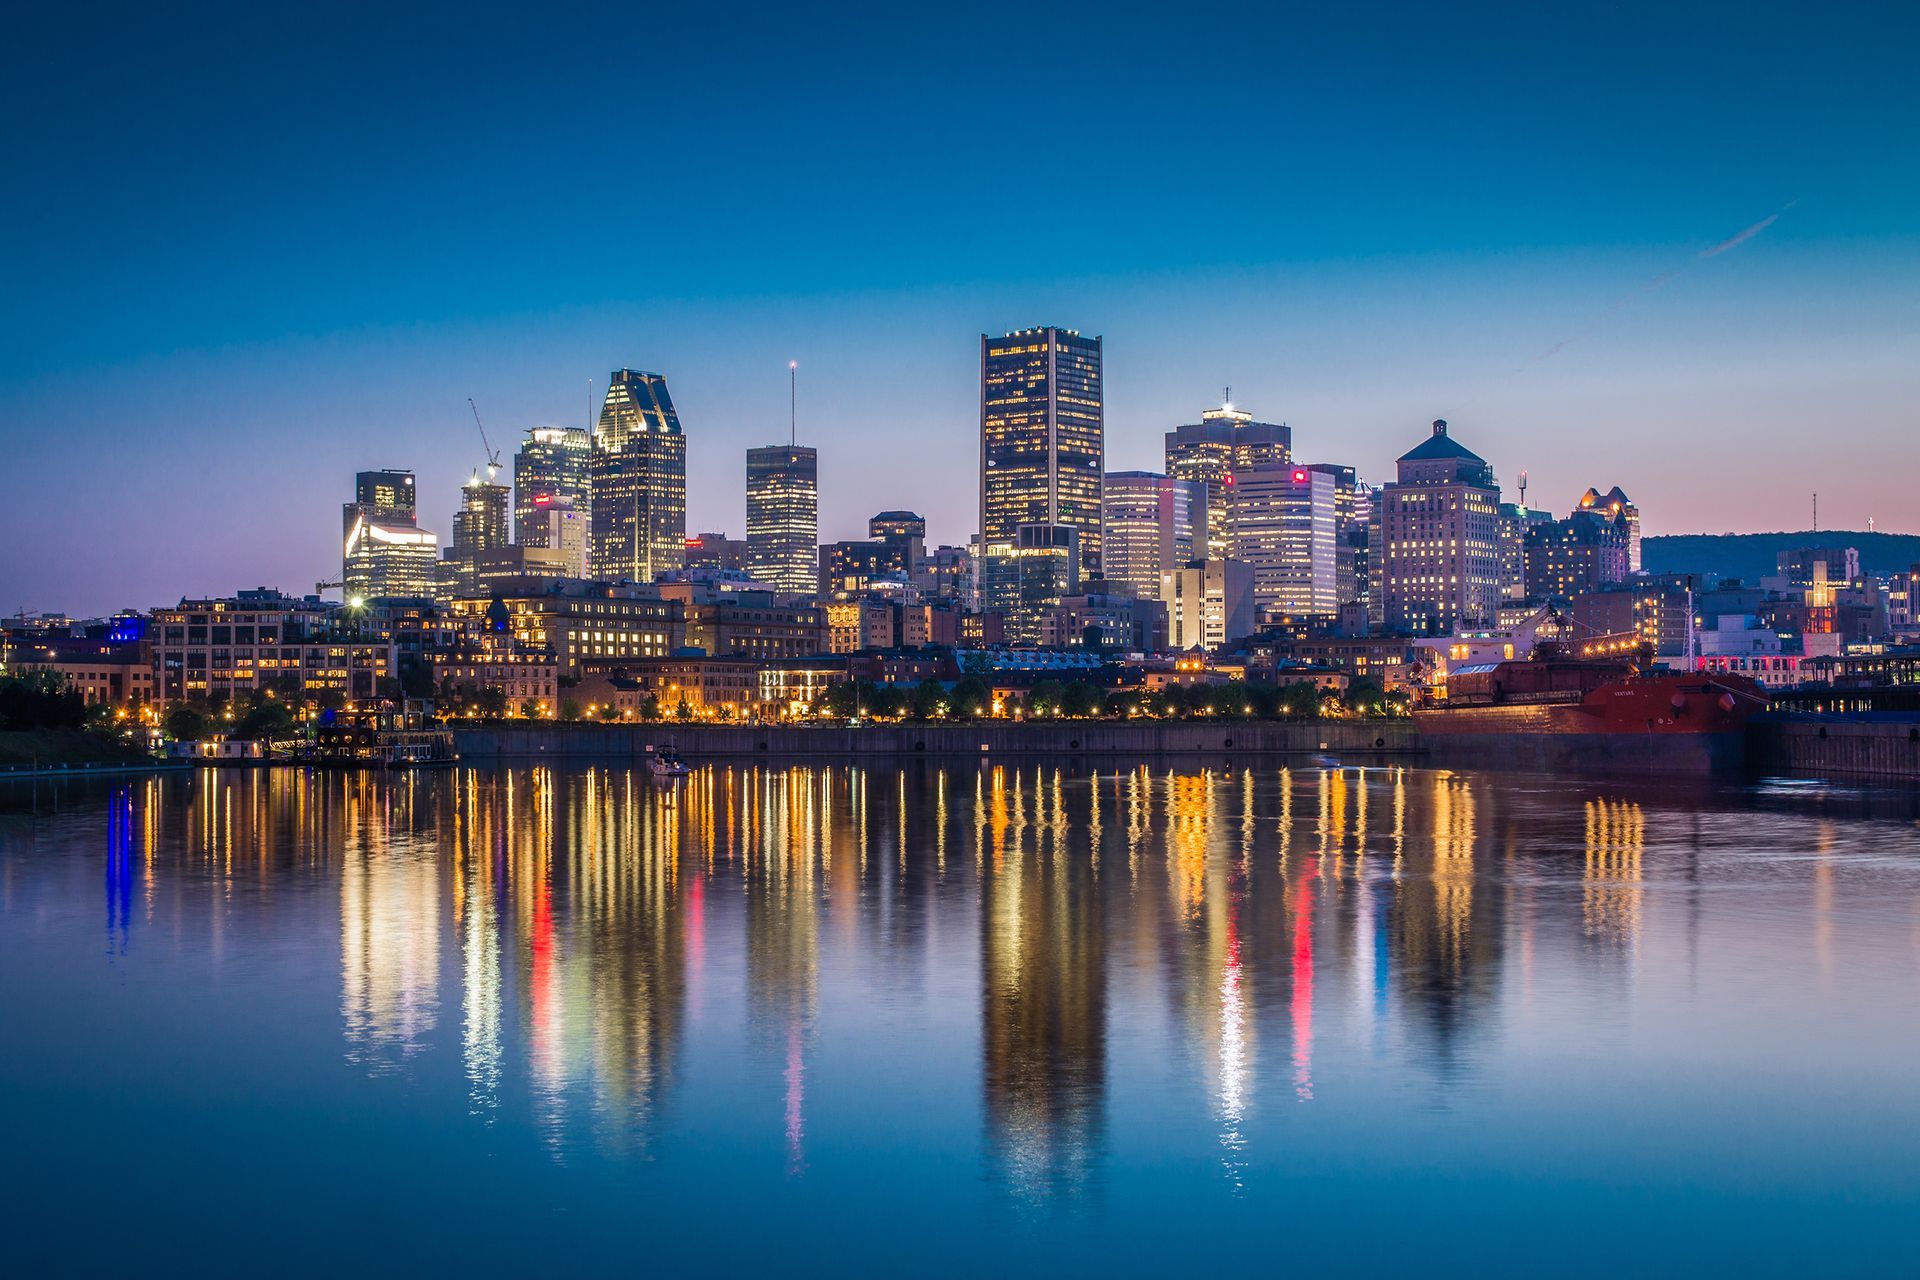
[0,760,192,781]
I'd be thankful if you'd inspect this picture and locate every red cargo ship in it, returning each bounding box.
[1414,653,1769,774]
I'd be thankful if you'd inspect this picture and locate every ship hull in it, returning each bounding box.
[1414,673,1765,775]
[1415,721,1750,775]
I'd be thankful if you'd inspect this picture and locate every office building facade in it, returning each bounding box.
[1232,463,1338,617]
[1160,559,1256,651]
[513,426,591,547]
[1165,401,1292,559]
[590,369,686,584]
[979,327,1104,580]
[1100,471,1206,603]
[445,477,512,598]
[1376,420,1502,633]
[869,510,927,543]
[979,524,1081,647]
[342,470,438,601]
[745,444,819,596]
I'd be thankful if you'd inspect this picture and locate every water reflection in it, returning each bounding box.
[18,760,1920,1222]
[981,765,1107,1205]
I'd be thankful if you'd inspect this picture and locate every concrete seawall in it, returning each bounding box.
[1749,719,1920,782]
[454,720,1421,760]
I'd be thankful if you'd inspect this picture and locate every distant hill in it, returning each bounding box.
[1643,531,1920,583]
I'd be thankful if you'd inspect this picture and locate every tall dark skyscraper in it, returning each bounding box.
[979,327,1104,575]
[1165,400,1292,559]
[746,444,819,595]
[590,369,686,584]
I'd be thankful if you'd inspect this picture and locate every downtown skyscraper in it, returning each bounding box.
[446,474,512,597]
[979,327,1104,573]
[589,369,686,584]
[341,470,438,601]
[979,327,1102,631]
[1100,471,1206,602]
[1165,400,1292,559]
[1230,463,1338,618]
[1375,420,1502,632]
[746,445,819,595]
[513,425,591,572]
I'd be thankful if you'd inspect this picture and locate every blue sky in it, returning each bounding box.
[2,1,1915,614]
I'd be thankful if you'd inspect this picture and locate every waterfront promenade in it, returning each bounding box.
[449,716,1920,782]
[453,719,1419,760]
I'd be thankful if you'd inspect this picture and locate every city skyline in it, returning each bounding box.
[3,5,1916,615]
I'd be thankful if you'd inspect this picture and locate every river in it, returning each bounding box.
[2,762,1916,1274]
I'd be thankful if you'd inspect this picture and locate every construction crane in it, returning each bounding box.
[469,398,502,481]
[315,579,367,608]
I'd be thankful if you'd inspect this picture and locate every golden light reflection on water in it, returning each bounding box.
[50,760,1920,1207]
[1584,798,1645,949]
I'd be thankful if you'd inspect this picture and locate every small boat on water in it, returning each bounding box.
[648,746,693,780]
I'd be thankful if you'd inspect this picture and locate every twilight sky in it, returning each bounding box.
[2,2,1916,616]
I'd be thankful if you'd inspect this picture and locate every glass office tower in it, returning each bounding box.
[746,444,819,595]
[514,426,591,547]
[1164,401,1292,559]
[979,327,1104,576]
[589,369,686,584]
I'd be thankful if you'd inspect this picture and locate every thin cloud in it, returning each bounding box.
[1513,202,1796,373]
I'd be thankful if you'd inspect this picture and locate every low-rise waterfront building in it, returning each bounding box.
[447,583,679,674]
[150,592,395,707]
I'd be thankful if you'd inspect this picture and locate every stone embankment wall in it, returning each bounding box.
[455,720,1420,760]
[1749,719,1920,782]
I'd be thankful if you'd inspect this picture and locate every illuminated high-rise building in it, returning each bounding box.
[868,510,927,543]
[352,470,416,521]
[1232,462,1338,618]
[978,525,1081,647]
[1165,400,1291,559]
[746,444,819,596]
[513,426,590,547]
[1577,485,1642,573]
[446,476,512,598]
[1100,471,1205,602]
[979,327,1104,580]
[1305,463,1366,607]
[1376,420,1502,632]
[518,494,588,579]
[590,369,686,583]
[341,470,438,601]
